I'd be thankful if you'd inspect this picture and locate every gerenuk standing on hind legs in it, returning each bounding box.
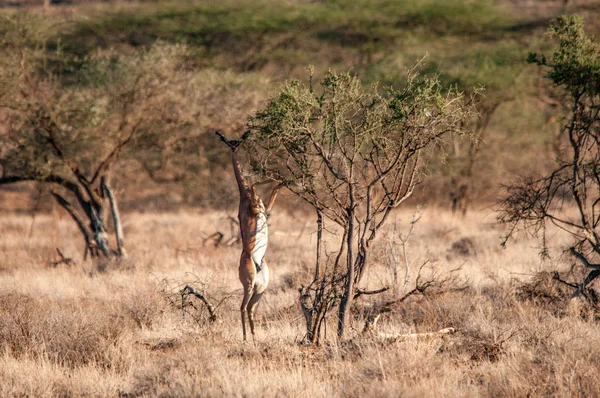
[216,131,282,341]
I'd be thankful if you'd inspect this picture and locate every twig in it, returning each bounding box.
[399,209,423,287]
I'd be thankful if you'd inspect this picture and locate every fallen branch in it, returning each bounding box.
[361,264,466,334]
[376,327,456,342]
[552,271,579,289]
[181,285,218,322]
[354,286,389,300]
[50,248,73,267]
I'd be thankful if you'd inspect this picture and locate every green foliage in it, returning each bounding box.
[66,0,505,45]
[247,66,475,223]
[398,0,505,35]
[529,15,600,97]
[51,0,509,79]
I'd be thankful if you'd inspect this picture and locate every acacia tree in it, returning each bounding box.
[0,15,191,259]
[500,16,600,297]
[246,67,476,340]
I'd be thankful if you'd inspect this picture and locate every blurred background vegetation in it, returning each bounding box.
[0,0,598,213]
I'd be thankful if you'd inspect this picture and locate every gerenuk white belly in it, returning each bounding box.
[253,261,269,294]
[252,201,269,293]
[251,201,268,272]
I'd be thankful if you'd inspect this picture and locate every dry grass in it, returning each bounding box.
[1,206,599,397]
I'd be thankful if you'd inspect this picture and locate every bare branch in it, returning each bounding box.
[90,118,142,185]
[569,247,600,270]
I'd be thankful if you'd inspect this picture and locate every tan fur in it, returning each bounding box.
[230,151,281,341]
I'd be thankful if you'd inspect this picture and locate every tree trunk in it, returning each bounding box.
[338,207,355,339]
[103,180,126,257]
[89,205,111,257]
[52,192,94,252]
[50,178,126,260]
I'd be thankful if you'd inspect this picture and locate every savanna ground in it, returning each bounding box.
[2,0,600,396]
[2,206,600,397]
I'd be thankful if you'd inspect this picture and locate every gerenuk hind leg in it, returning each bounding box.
[240,287,253,341]
[247,291,264,338]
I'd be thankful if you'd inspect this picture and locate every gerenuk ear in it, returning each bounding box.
[215,131,232,148]
[216,130,252,152]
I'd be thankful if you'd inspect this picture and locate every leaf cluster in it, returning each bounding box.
[528,15,600,98]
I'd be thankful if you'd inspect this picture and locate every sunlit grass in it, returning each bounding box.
[1,208,599,396]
